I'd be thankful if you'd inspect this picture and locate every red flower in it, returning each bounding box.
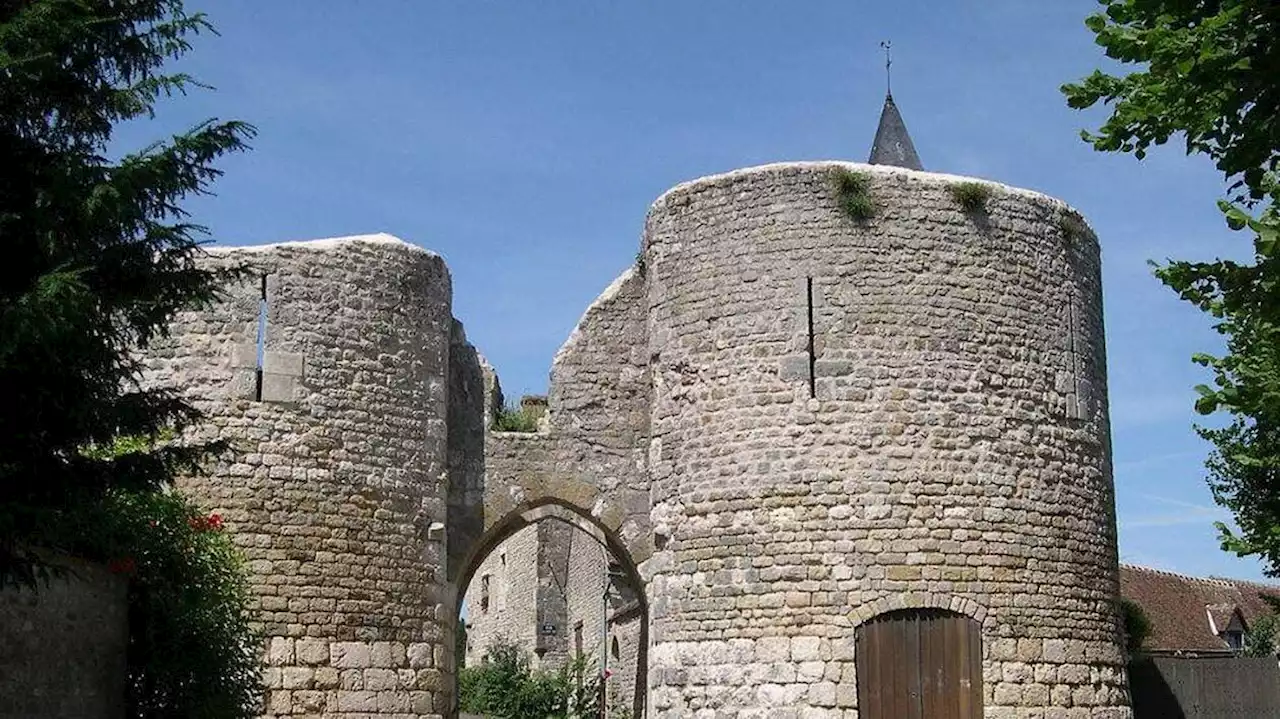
[107,557,136,575]
[188,513,225,532]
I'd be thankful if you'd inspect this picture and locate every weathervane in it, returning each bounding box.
[880,40,893,97]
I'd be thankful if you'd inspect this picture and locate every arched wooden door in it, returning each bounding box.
[856,608,983,719]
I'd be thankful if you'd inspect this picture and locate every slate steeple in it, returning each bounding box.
[868,41,923,170]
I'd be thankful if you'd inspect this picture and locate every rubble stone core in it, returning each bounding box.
[144,162,1132,718]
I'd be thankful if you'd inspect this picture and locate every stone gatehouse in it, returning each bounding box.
[144,100,1132,718]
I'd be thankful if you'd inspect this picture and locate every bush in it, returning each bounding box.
[459,640,602,719]
[1244,612,1278,657]
[831,168,875,221]
[12,488,263,718]
[1057,210,1088,241]
[1121,598,1152,656]
[493,402,541,433]
[949,181,993,212]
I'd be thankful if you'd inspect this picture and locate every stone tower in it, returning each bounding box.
[144,100,1130,717]
[639,160,1126,717]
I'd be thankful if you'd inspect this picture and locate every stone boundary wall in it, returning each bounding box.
[0,557,128,719]
[133,161,1132,719]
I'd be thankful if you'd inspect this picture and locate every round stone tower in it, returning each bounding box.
[641,162,1129,718]
[147,235,456,718]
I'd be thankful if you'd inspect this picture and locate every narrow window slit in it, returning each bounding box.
[806,277,816,398]
[255,275,267,402]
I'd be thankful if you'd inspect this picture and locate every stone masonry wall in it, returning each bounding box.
[136,161,1131,719]
[462,524,539,667]
[461,514,643,712]
[143,235,455,718]
[0,556,128,719]
[641,162,1128,718]
[462,519,614,672]
[564,521,609,668]
[474,264,652,560]
[608,608,643,717]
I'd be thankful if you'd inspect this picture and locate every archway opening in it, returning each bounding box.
[452,501,648,719]
[855,608,983,719]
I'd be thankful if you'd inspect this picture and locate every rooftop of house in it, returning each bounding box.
[1120,564,1280,654]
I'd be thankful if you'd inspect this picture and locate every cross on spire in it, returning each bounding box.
[868,40,923,170]
[881,40,892,97]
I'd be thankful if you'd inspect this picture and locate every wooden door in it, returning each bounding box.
[856,608,983,719]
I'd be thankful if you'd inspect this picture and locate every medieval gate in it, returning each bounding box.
[855,609,983,719]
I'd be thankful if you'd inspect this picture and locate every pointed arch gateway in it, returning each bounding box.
[855,608,983,719]
[451,499,649,719]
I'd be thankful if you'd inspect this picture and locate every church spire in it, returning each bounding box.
[868,41,923,170]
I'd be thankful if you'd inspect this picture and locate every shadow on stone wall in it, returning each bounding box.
[0,557,128,719]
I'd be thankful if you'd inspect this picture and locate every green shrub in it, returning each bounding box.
[1057,210,1088,241]
[1120,598,1152,656]
[1244,612,1279,657]
[949,181,993,212]
[459,640,602,719]
[11,488,263,718]
[493,403,541,433]
[831,168,876,221]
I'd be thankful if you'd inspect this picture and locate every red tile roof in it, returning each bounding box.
[1120,564,1280,653]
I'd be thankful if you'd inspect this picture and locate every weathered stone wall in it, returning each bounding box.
[0,557,128,719]
[143,235,454,718]
[473,266,653,573]
[608,607,644,717]
[462,524,539,667]
[564,521,609,667]
[641,162,1128,718]
[535,521,573,663]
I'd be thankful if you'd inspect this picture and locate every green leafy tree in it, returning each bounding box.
[1120,598,1153,656]
[1063,1,1280,573]
[1244,612,1279,657]
[0,0,253,584]
[1062,0,1278,204]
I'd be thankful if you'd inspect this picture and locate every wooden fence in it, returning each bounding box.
[1129,655,1280,718]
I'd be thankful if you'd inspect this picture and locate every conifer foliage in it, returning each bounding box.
[0,0,253,582]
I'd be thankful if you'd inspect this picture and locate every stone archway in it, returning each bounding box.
[449,500,649,719]
[442,263,655,717]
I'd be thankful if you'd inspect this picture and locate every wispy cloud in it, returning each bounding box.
[1109,392,1197,429]
[1119,492,1228,530]
[1114,450,1205,473]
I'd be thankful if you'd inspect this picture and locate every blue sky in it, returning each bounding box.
[125,1,1268,581]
